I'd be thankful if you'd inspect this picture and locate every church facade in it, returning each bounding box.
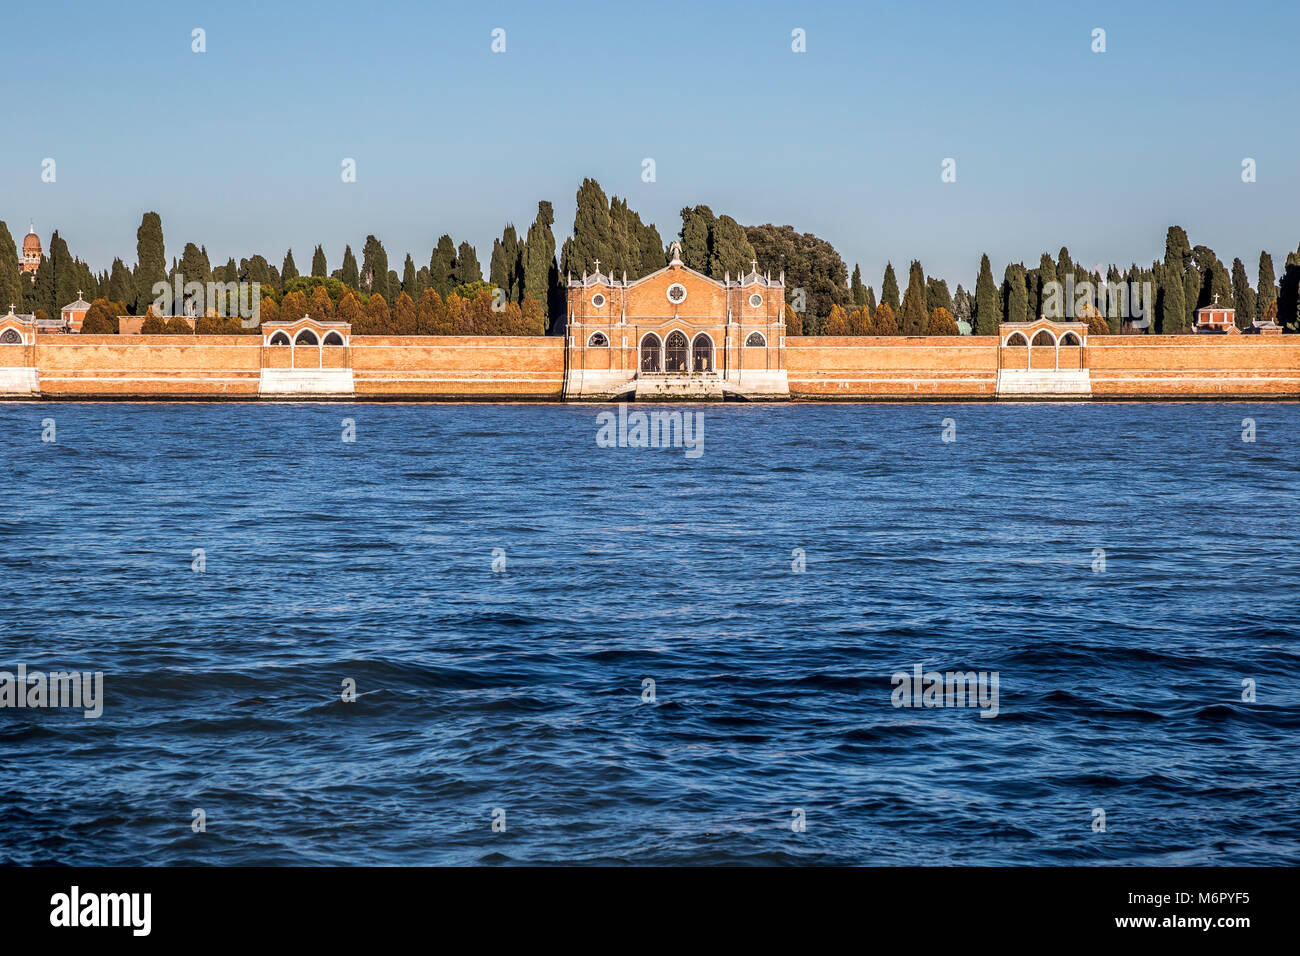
[562,241,789,400]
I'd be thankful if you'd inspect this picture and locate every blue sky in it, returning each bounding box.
[5,0,1298,290]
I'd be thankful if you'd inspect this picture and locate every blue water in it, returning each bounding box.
[0,401,1297,865]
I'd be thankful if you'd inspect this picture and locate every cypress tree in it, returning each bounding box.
[107,258,133,309]
[1256,251,1277,322]
[865,285,877,318]
[430,235,457,296]
[1002,263,1028,324]
[1278,248,1300,332]
[180,242,211,287]
[900,260,929,336]
[134,212,166,314]
[925,276,953,315]
[1230,258,1255,330]
[1158,264,1187,334]
[707,215,756,279]
[522,201,558,310]
[881,262,900,313]
[678,206,713,273]
[402,254,421,298]
[49,231,77,311]
[361,235,390,302]
[1036,253,1058,318]
[973,253,1001,334]
[453,241,482,286]
[566,178,614,275]
[0,221,23,313]
[312,245,327,277]
[281,249,298,283]
[850,265,866,306]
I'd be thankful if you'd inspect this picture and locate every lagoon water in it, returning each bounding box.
[1,401,1297,865]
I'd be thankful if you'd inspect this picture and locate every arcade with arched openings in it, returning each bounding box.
[996,317,1092,397]
[261,314,353,370]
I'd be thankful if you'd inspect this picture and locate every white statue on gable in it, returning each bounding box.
[668,240,683,264]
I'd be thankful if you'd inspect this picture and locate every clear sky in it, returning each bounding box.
[6,0,1298,290]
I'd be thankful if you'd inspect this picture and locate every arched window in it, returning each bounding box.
[665,331,688,372]
[640,333,662,373]
[587,331,609,347]
[1004,332,1029,347]
[322,331,344,345]
[0,329,21,344]
[1030,330,1055,347]
[745,331,766,347]
[269,331,291,345]
[295,329,319,346]
[691,333,713,372]
[1059,332,1081,346]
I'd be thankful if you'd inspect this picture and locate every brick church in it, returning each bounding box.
[563,241,789,399]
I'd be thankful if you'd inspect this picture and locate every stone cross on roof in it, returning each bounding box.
[750,259,757,274]
[1212,293,1220,305]
[593,260,600,274]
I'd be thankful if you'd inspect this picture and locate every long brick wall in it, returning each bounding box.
[3,333,1296,401]
[34,335,262,398]
[351,336,565,400]
[786,336,999,399]
[1088,336,1300,399]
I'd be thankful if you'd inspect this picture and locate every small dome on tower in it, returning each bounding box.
[22,230,41,255]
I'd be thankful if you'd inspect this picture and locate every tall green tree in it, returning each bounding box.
[973,253,1002,334]
[340,245,359,289]
[281,249,298,283]
[311,245,327,277]
[925,276,953,315]
[0,221,23,313]
[134,212,166,313]
[522,201,560,324]
[899,260,929,336]
[453,241,482,286]
[1256,251,1277,322]
[850,264,867,306]
[107,258,133,308]
[430,235,457,296]
[1278,247,1300,332]
[49,231,77,310]
[401,254,420,297]
[678,205,713,273]
[1002,263,1028,324]
[361,235,391,302]
[180,242,212,287]
[881,262,900,313]
[1157,263,1187,334]
[1231,258,1256,330]
[1036,253,1058,318]
[490,224,524,301]
[564,178,614,276]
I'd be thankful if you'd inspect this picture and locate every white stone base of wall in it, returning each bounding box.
[259,368,355,397]
[564,368,791,401]
[634,373,726,401]
[563,369,637,401]
[0,366,39,397]
[996,369,1091,399]
[722,369,791,400]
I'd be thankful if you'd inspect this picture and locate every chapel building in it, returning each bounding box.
[563,241,789,400]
